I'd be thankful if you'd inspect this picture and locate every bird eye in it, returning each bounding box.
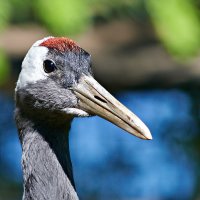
[43,60,56,73]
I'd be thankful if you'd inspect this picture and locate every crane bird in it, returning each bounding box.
[15,37,152,200]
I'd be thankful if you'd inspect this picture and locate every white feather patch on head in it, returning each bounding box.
[16,37,54,90]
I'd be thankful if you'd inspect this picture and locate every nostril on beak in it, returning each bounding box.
[94,95,107,103]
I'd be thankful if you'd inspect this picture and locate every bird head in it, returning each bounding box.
[15,36,152,140]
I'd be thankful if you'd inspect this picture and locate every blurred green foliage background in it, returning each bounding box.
[2,0,200,47]
[1,0,200,86]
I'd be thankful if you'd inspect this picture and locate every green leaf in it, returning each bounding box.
[146,0,200,58]
[33,0,91,36]
[0,50,10,86]
[0,0,11,30]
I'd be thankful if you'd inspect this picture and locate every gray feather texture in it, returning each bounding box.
[14,38,92,200]
[15,108,79,200]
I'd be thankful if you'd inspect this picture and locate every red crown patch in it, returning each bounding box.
[39,37,81,52]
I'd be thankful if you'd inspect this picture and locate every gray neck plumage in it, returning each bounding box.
[15,108,79,200]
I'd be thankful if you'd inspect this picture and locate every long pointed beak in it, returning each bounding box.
[73,75,152,140]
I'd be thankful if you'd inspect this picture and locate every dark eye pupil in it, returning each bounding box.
[43,60,56,73]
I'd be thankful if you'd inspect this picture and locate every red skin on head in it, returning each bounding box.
[39,37,81,52]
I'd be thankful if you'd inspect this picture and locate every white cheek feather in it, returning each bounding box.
[16,37,54,90]
[62,108,90,117]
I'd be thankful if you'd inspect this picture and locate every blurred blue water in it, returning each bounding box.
[0,94,22,182]
[0,89,197,199]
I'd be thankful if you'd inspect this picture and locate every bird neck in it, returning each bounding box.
[15,108,79,200]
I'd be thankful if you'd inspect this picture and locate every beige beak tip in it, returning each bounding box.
[142,127,153,140]
[145,134,153,140]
